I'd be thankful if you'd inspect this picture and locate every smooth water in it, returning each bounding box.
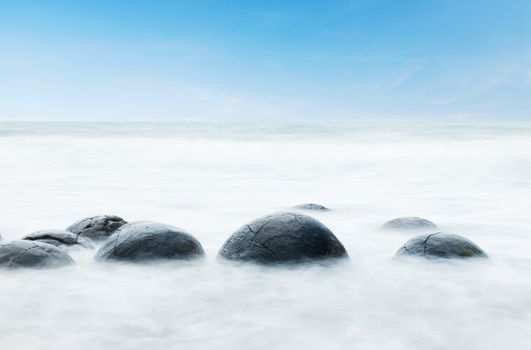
[1,121,531,349]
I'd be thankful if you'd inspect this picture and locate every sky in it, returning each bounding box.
[1,0,531,121]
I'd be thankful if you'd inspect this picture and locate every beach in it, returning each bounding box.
[1,121,531,349]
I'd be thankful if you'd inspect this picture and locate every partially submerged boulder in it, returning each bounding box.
[0,240,75,269]
[395,232,488,259]
[218,212,348,264]
[67,215,127,242]
[23,229,92,249]
[382,217,437,231]
[95,221,205,263]
[292,203,329,211]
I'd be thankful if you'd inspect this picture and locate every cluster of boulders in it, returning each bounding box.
[0,215,125,269]
[0,203,488,270]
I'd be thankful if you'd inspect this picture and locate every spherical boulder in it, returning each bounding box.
[395,232,488,259]
[0,240,75,269]
[382,217,437,231]
[218,212,348,264]
[95,221,205,263]
[67,215,127,242]
[23,230,93,249]
[292,203,329,211]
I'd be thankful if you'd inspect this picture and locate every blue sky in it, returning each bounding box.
[1,0,530,121]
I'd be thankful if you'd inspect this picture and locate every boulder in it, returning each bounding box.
[23,229,93,249]
[395,232,488,259]
[67,215,127,242]
[0,240,75,269]
[292,203,329,211]
[95,221,205,262]
[218,212,348,264]
[382,217,437,231]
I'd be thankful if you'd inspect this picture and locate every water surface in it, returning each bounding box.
[1,121,530,349]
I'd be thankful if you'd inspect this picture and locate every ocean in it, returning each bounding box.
[1,121,531,349]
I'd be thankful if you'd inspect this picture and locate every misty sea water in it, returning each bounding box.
[1,121,531,350]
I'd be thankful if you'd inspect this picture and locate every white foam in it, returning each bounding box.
[1,122,530,349]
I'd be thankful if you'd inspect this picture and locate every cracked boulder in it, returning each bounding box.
[292,203,329,211]
[95,221,205,263]
[0,240,75,269]
[23,229,93,249]
[395,232,488,259]
[218,212,348,264]
[67,215,127,242]
[382,217,437,231]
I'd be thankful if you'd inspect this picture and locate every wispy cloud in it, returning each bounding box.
[380,66,420,92]
[435,65,522,105]
[166,83,307,121]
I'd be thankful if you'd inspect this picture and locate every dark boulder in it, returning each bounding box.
[382,217,437,231]
[0,240,75,269]
[395,232,488,259]
[67,215,127,242]
[95,221,205,263]
[218,212,348,264]
[23,230,93,249]
[292,203,329,211]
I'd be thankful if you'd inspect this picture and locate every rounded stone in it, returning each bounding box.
[382,217,437,231]
[23,230,93,249]
[218,212,348,264]
[67,215,127,242]
[0,240,75,269]
[292,203,329,211]
[95,221,205,263]
[395,232,488,259]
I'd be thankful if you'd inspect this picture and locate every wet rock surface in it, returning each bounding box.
[23,229,93,249]
[0,240,75,269]
[67,215,127,242]
[218,212,348,264]
[395,232,488,259]
[382,217,437,231]
[95,221,205,262]
[292,203,330,211]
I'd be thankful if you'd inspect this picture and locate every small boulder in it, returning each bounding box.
[95,221,205,263]
[382,217,437,231]
[292,203,329,211]
[218,212,348,264]
[395,232,488,259]
[0,240,75,269]
[67,215,127,242]
[23,230,93,249]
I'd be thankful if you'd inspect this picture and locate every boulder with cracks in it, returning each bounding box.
[0,240,75,269]
[395,232,488,259]
[67,215,127,242]
[95,221,205,263]
[218,212,348,264]
[23,230,93,249]
[382,217,437,231]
